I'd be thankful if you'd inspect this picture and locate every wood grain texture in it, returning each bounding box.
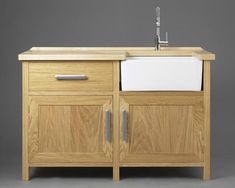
[18,49,126,61]
[129,106,194,154]
[121,153,203,163]
[38,105,103,153]
[120,91,203,96]
[121,95,203,105]
[120,95,204,163]
[28,62,113,92]
[120,162,204,167]
[29,91,114,96]
[203,61,211,180]
[30,163,113,167]
[112,61,120,181]
[28,96,112,164]
[18,47,215,61]
[22,62,29,181]
[30,153,111,163]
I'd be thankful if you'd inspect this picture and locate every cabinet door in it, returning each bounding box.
[120,95,204,164]
[28,96,112,164]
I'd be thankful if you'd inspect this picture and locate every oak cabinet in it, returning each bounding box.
[119,95,204,164]
[28,96,113,164]
[20,47,214,181]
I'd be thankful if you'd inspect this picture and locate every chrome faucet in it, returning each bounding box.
[155,7,168,50]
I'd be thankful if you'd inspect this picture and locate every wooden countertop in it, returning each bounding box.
[18,47,215,61]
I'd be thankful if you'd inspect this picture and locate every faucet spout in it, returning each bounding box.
[155,7,168,50]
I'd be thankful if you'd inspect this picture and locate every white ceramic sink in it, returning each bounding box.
[121,57,203,91]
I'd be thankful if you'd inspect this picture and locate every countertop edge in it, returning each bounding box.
[18,54,127,61]
[18,47,215,61]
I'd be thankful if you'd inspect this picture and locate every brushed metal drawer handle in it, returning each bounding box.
[55,74,88,80]
[122,110,127,142]
[105,110,111,142]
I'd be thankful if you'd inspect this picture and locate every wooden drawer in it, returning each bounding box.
[28,61,113,92]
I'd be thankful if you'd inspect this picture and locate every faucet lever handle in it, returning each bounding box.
[159,32,169,47]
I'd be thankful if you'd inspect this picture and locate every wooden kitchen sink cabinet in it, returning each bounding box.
[19,47,214,181]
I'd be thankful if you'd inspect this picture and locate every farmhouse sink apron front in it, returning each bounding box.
[18,47,215,181]
[121,56,203,91]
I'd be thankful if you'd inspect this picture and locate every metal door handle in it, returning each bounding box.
[55,74,88,80]
[122,110,127,142]
[105,110,111,142]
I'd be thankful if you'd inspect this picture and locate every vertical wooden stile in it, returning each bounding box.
[22,62,29,180]
[203,60,211,180]
[112,61,120,181]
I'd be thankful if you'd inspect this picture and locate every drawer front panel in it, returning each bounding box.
[29,62,113,92]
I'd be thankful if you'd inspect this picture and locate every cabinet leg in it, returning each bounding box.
[113,166,120,181]
[203,61,211,181]
[203,164,210,180]
[22,164,29,181]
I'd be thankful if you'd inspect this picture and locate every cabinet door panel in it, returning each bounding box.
[38,105,103,153]
[29,96,112,164]
[120,95,204,163]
